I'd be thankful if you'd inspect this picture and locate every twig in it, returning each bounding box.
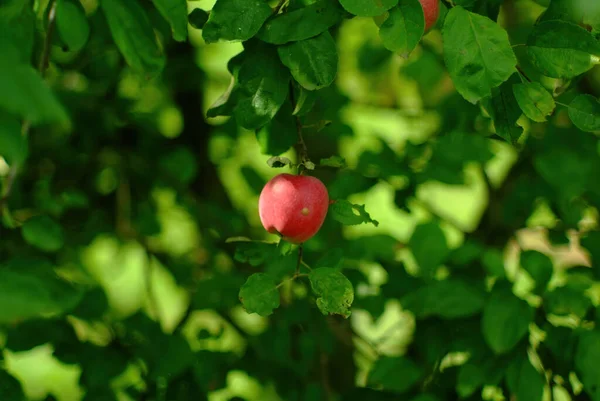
[0,0,58,217]
[296,244,304,275]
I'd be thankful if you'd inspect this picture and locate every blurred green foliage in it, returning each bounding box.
[1,0,600,401]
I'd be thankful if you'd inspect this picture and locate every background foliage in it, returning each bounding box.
[1,0,600,400]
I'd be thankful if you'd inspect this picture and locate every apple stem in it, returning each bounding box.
[288,82,310,175]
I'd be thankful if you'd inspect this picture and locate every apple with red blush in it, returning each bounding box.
[258,173,329,244]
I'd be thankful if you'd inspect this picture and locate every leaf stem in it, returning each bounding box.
[0,0,58,218]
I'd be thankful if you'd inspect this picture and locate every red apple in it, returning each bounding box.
[420,0,440,32]
[258,173,329,244]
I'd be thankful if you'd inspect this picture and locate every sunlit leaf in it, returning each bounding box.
[442,6,516,103]
[239,273,280,316]
[309,267,354,318]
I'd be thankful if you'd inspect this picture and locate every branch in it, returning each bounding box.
[0,0,58,218]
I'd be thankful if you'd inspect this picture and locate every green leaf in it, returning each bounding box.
[505,353,545,401]
[568,94,600,132]
[277,31,338,91]
[0,111,26,165]
[575,329,600,398]
[309,267,354,318]
[0,64,69,126]
[234,42,290,129]
[379,0,425,57]
[543,286,592,318]
[330,199,379,227]
[339,0,398,17]
[0,258,82,323]
[55,0,90,52]
[101,0,165,76]
[21,215,65,252]
[512,82,556,122]
[239,273,280,316]
[520,250,553,293]
[320,156,347,168]
[367,356,422,393]
[202,0,272,44]
[292,86,318,115]
[526,20,600,79]
[188,8,209,30]
[152,0,188,41]
[442,6,516,103]
[267,156,293,168]
[401,279,485,319]
[257,0,344,44]
[233,240,278,266]
[0,0,35,64]
[488,74,523,143]
[482,285,533,354]
[457,363,485,398]
[409,222,450,277]
[256,99,297,154]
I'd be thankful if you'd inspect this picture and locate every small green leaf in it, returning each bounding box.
[233,240,278,266]
[278,31,338,91]
[339,0,398,17]
[267,156,293,168]
[188,8,209,30]
[442,6,516,103]
[0,64,69,126]
[309,267,354,318]
[101,0,165,76]
[239,273,280,316]
[568,94,600,132]
[292,86,318,115]
[55,0,90,52]
[520,250,553,293]
[320,156,347,168]
[488,75,523,144]
[409,222,450,277]
[202,0,272,43]
[0,111,26,165]
[22,216,64,252]
[367,356,422,393]
[512,82,556,122]
[401,279,485,319]
[526,20,600,78]
[330,199,379,227]
[482,285,533,354]
[379,0,425,57]
[152,0,188,41]
[257,0,344,44]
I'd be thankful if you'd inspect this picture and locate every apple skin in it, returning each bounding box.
[420,0,440,32]
[258,173,329,244]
